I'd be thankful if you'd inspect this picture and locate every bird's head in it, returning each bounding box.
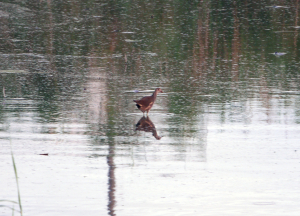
[156,88,163,93]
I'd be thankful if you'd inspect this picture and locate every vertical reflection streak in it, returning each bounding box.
[107,144,116,216]
[46,0,55,71]
[231,2,240,82]
[294,0,299,51]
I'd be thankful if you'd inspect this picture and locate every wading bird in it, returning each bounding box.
[133,88,163,115]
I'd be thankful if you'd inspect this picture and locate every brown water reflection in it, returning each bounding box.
[136,116,161,140]
[107,143,116,216]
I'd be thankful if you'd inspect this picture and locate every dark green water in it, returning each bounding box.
[1,1,300,215]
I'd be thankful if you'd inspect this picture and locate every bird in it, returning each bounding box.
[133,88,163,115]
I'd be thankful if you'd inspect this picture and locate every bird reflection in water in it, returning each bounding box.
[135,116,161,140]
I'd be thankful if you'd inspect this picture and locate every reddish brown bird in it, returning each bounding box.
[133,88,163,115]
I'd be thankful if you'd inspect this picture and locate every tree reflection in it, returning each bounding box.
[107,142,116,216]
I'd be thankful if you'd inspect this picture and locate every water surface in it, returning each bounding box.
[1,1,300,215]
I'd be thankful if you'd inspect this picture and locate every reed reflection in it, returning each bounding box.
[136,116,161,140]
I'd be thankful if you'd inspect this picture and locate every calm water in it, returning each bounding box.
[1,1,300,215]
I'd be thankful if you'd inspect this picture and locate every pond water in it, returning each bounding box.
[1,1,300,215]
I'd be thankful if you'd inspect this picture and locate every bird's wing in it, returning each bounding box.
[134,96,152,107]
[145,102,153,110]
